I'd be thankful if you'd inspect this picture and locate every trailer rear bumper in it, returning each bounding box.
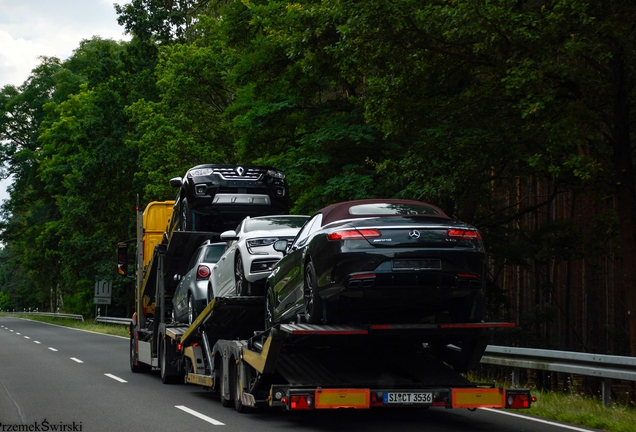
[267,386,534,410]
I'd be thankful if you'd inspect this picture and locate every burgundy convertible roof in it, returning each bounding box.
[318,199,450,226]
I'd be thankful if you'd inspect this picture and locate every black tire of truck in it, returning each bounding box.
[160,336,180,384]
[233,360,250,413]
[220,360,233,408]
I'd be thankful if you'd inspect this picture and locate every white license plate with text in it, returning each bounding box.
[383,392,432,404]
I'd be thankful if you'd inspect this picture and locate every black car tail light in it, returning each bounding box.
[447,229,482,240]
[196,265,211,279]
[327,229,381,241]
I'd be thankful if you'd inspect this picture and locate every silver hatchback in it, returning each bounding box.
[172,241,227,325]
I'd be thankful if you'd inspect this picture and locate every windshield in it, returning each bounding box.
[244,216,309,232]
[349,203,440,216]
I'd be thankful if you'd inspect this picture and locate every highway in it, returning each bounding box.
[0,317,602,432]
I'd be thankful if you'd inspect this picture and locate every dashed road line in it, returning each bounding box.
[70,357,84,363]
[48,347,58,352]
[105,374,128,383]
[175,406,224,425]
[34,341,41,344]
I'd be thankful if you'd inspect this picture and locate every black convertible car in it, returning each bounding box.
[265,199,486,327]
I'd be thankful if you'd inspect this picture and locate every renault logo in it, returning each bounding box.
[236,166,245,176]
[408,230,421,239]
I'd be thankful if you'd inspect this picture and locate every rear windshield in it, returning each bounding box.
[244,216,309,232]
[349,203,440,216]
[203,244,226,262]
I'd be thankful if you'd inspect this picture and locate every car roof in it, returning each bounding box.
[318,199,450,226]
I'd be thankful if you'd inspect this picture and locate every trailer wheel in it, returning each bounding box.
[304,262,323,324]
[220,360,233,408]
[233,360,249,413]
[160,336,180,384]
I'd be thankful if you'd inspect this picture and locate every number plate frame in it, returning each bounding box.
[383,392,433,404]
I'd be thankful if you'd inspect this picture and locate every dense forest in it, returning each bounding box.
[1,0,635,357]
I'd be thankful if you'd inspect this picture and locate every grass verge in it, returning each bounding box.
[518,389,636,432]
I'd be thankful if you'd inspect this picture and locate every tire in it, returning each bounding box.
[304,261,323,324]
[181,198,193,231]
[188,294,198,326]
[265,287,274,330]
[235,254,249,296]
[220,360,233,408]
[208,282,214,303]
[160,336,178,384]
[233,360,249,413]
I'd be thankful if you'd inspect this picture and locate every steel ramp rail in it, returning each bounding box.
[180,296,264,345]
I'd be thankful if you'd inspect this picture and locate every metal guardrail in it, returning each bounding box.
[94,316,132,325]
[0,311,84,322]
[481,345,636,407]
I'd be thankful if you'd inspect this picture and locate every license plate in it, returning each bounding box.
[392,259,441,270]
[383,392,432,404]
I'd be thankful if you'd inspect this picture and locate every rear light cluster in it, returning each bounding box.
[327,229,381,241]
[283,395,314,410]
[196,265,211,280]
[447,229,482,240]
[505,392,535,409]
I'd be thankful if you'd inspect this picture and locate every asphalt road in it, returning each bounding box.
[0,317,602,432]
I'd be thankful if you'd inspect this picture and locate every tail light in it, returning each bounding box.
[288,395,313,410]
[447,229,482,240]
[327,229,381,241]
[505,392,535,409]
[196,265,211,279]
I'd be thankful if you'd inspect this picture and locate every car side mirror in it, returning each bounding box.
[220,230,238,241]
[273,239,289,254]
[169,177,182,187]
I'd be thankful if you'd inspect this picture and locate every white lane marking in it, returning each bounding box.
[23,336,30,339]
[70,357,83,363]
[48,347,58,352]
[481,408,597,431]
[34,341,41,344]
[10,330,14,332]
[105,374,127,383]
[175,406,225,425]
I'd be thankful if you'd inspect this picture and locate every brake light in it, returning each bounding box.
[327,229,381,241]
[447,229,482,240]
[196,265,211,279]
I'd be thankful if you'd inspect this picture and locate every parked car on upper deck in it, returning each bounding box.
[166,164,289,238]
[172,241,227,325]
[265,199,487,328]
[209,215,310,297]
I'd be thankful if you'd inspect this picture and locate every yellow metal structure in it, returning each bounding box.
[142,200,174,267]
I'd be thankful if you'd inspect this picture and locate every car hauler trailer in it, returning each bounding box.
[121,201,535,412]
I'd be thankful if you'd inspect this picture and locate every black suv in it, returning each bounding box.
[167,164,290,234]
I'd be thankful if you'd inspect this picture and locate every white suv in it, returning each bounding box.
[210,215,309,296]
